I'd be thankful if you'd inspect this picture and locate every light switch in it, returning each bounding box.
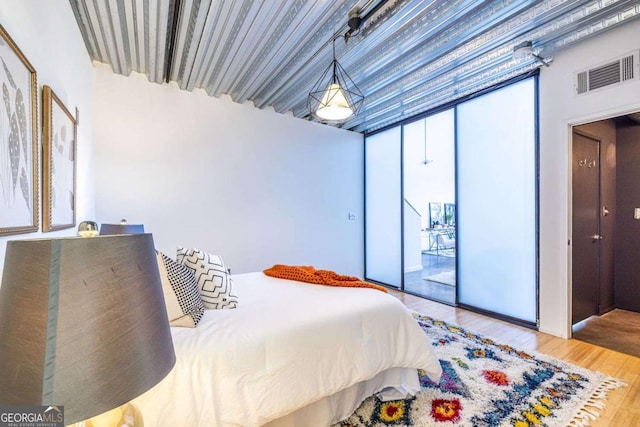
[635,208,640,220]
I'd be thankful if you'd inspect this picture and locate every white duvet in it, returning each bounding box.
[134,272,442,427]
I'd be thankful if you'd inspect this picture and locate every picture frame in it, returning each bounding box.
[42,85,77,232]
[0,25,39,236]
[428,202,442,228]
[444,203,456,226]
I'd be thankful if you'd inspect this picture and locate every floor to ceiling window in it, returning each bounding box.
[364,74,538,327]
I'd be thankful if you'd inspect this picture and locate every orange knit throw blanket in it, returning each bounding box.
[263,265,387,293]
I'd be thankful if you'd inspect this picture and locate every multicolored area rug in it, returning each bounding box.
[339,313,625,427]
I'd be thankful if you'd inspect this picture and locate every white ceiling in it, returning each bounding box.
[69,0,640,133]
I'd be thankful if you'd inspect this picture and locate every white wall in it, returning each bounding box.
[403,200,422,272]
[93,65,364,275]
[539,19,640,337]
[0,2,95,282]
[403,111,455,228]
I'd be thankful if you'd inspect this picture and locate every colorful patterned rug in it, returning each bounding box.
[339,313,625,427]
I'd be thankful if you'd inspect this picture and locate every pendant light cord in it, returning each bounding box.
[332,38,338,84]
[424,119,428,165]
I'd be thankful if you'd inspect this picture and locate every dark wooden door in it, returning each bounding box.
[572,131,600,325]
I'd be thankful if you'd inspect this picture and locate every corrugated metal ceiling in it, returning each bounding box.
[69,0,640,133]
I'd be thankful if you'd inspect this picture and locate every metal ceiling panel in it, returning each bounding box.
[69,0,640,133]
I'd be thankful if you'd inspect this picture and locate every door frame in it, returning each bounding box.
[565,108,640,338]
[544,89,640,339]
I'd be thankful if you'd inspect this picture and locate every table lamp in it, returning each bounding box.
[99,219,145,235]
[0,234,175,426]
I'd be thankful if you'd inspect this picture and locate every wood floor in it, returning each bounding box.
[388,289,640,426]
[573,309,640,359]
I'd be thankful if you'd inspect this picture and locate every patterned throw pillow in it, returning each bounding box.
[176,247,238,309]
[156,251,205,327]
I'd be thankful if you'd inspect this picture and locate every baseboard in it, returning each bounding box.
[404,265,423,273]
[538,326,570,339]
[599,305,615,315]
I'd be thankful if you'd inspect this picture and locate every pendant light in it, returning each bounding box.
[423,118,432,165]
[308,36,364,123]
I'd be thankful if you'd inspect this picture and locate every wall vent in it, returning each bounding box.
[575,51,639,95]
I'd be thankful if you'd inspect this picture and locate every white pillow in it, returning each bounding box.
[177,247,238,309]
[156,251,205,327]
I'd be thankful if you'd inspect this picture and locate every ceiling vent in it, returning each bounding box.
[576,51,639,95]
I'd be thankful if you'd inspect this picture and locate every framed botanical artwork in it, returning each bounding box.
[0,25,39,236]
[42,85,77,232]
[428,202,442,228]
[444,203,456,226]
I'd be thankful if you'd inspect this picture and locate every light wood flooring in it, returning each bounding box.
[573,309,640,359]
[388,289,640,426]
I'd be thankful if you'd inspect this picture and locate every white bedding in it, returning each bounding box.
[134,272,442,427]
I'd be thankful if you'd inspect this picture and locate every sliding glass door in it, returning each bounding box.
[457,78,537,324]
[364,75,538,327]
[403,110,456,304]
[365,127,401,287]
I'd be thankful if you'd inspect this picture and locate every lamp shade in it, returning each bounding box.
[315,83,354,121]
[100,223,145,235]
[0,234,175,424]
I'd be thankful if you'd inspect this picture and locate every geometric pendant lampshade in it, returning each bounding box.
[0,234,175,425]
[308,37,364,123]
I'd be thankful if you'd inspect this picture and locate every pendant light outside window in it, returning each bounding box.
[308,37,364,123]
[423,119,432,165]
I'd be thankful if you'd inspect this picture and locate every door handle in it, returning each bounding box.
[590,234,603,240]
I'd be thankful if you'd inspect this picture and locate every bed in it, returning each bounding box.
[133,271,442,427]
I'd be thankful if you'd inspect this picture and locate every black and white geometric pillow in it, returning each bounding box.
[177,247,238,309]
[158,252,205,326]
